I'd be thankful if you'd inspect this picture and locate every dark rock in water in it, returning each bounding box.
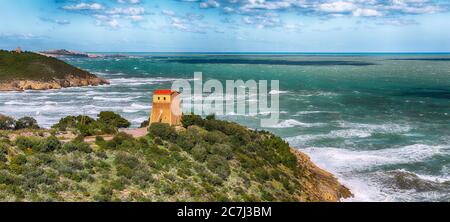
[384,170,449,192]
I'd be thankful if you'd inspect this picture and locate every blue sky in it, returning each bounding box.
[0,0,449,52]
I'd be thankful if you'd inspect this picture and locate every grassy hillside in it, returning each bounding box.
[0,50,95,82]
[0,113,350,202]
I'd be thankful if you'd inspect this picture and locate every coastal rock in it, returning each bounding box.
[0,75,109,91]
[0,50,110,91]
[291,148,352,201]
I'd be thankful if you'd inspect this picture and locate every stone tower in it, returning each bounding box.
[149,89,181,126]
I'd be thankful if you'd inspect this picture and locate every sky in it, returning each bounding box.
[0,0,449,52]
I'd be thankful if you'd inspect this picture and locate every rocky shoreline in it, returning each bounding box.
[291,148,352,201]
[0,75,109,91]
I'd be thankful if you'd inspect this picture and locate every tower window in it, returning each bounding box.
[158,97,160,100]
[164,97,166,101]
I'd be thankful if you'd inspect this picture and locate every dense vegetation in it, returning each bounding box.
[0,50,95,81]
[0,112,350,202]
[52,111,131,136]
[0,115,40,131]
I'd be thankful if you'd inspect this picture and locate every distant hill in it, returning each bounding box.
[39,49,90,58]
[0,50,108,91]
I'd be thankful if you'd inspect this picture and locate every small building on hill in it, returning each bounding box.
[149,89,181,126]
[15,47,22,53]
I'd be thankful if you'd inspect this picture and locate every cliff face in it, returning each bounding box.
[0,50,109,91]
[291,148,352,201]
[0,75,109,91]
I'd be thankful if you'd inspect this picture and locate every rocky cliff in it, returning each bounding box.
[0,50,109,91]
[0,75,109,91]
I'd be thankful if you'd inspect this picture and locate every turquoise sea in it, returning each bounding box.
[1,53,449,201]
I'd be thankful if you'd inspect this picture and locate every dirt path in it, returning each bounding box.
[119,128,148,138]
[84,128,148,143]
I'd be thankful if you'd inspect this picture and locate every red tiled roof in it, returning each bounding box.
[154,89,177,95]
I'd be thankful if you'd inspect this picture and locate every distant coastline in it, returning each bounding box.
[0,49,109,91]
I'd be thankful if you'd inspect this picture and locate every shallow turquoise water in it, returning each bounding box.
[1,53,449,201]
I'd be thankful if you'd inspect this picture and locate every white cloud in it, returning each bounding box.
[63,3,103,11]
[117,0,141,4]
[353,8,382,17]
[200,0,221,9]
[317,1,356,13]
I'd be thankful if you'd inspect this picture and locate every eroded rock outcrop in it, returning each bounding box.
[0,75,109,91]
[291,148,352,201]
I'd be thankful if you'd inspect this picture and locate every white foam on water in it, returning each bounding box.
[329,129,372,138]
[123,103,152,113]
[414,171,450,183]
[93,96,138,102]
[300,144,445,171]
[4,101,29,105]
[294,111,339,116]
[109,77,194,86]
[293,144,449,202]
[269,90,290,95]
[338,121,412,134]
[132,117,148,123]
[267,119,325,128]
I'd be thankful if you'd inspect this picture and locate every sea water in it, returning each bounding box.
[1,53,449,201]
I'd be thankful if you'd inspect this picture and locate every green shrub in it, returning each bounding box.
[38,136,61,152]
[181,114,204,128]
[140,120,150,128]
[0,170,21,185]
[148,123,177,142]
[14,117,40,130]
[206,114,216,120]
[52,115,95,131]
[15,136,39,150]
[95,136,105,144]
[211,144,233,160]
[62,141,92,153]
[114,152,139,169]
[206,155,230,180]
[203,131,224,145]
[10,154,27,165]
[0,142,9,162]
[176,131,196,151]
[116,164,134,179]
[191,144,208,162]
[97,111,130,129]
[52,113,129,136]
[0,115,16,130]
[105,132,134,150]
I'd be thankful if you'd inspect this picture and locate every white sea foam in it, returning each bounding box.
[287,122,413,144]
[267,119,325,128]
[338,121,412,134]
[93,96,138,102]
[109,77,194,86]
[132,117,148,123]
[4,101,28,105]
[298,144,446,172]
[123,103,152,113]
[293,144,449,202]
[269,90,289,95]
[294,111,339,116]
